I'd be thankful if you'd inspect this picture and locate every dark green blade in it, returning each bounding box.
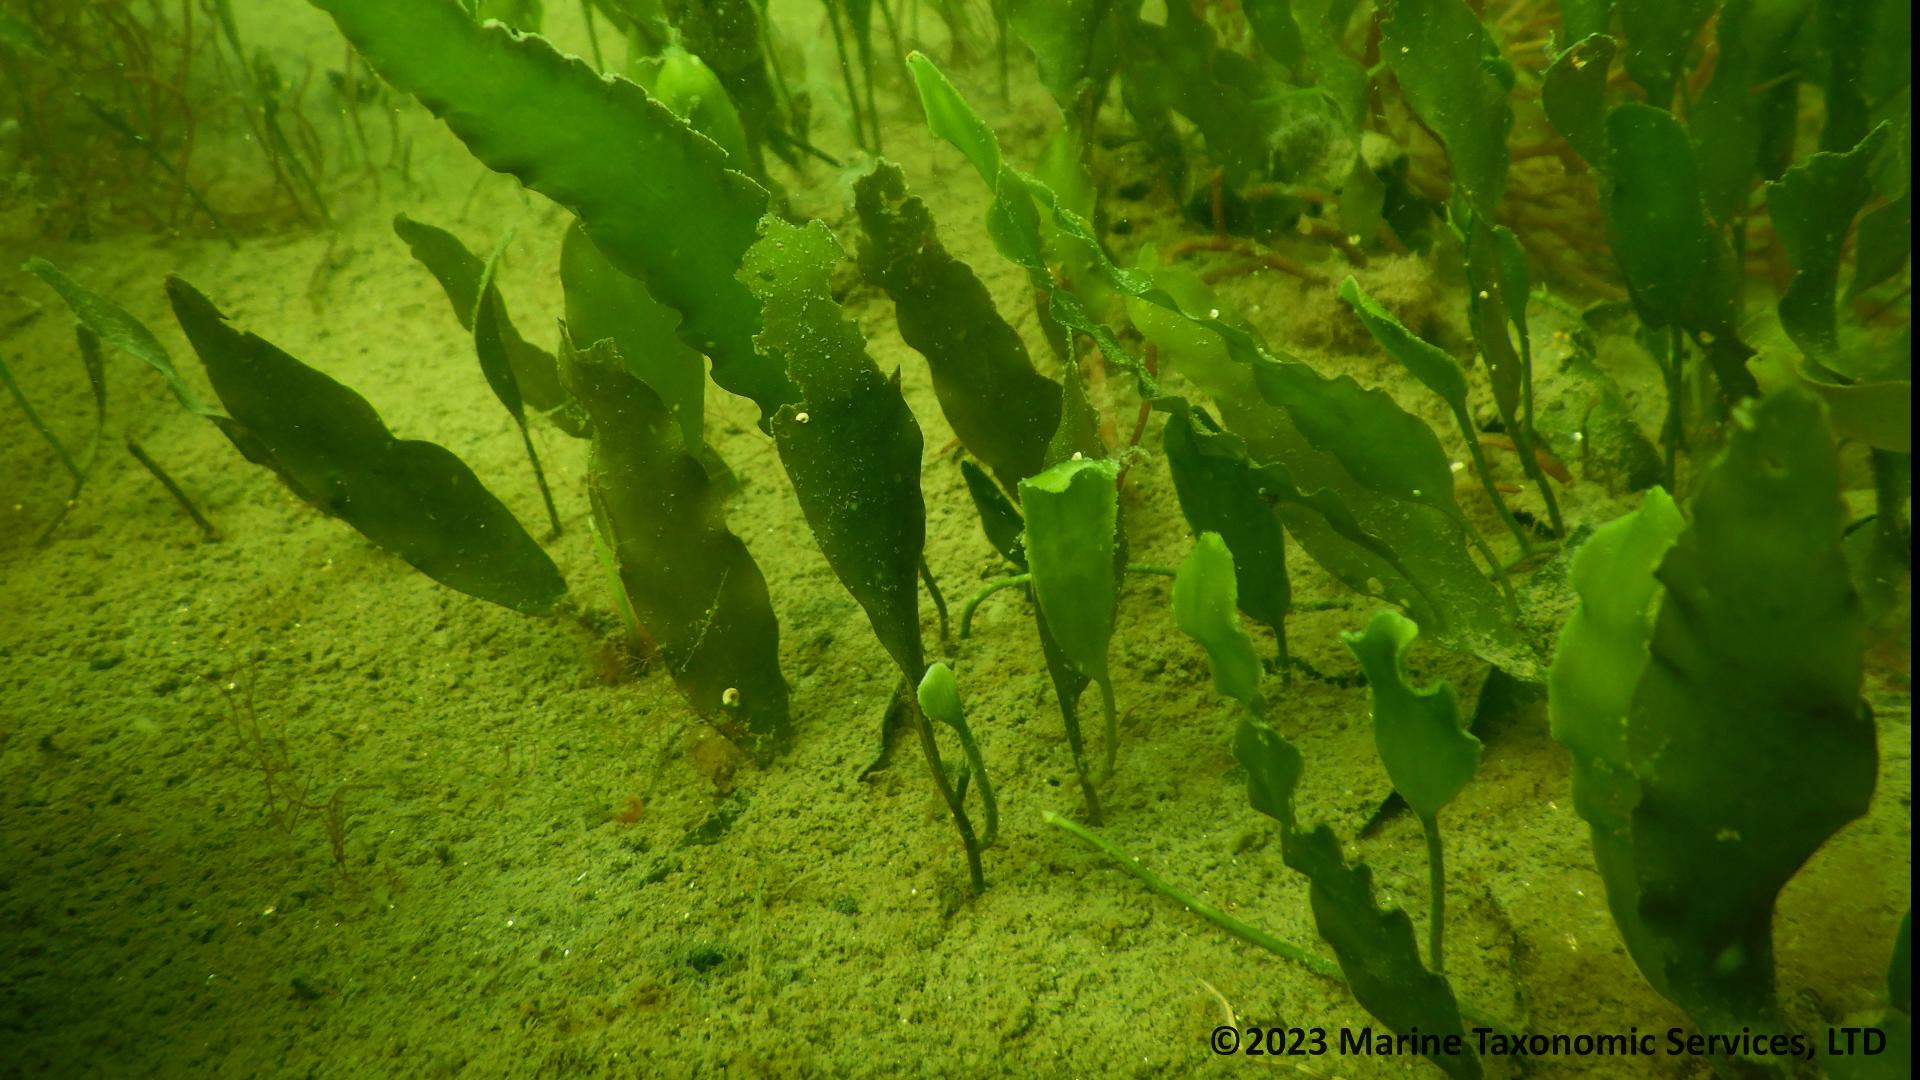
[166,276,567,615]
[853,160,1058,491]
[392,213,582,434]
[744,216,929,683]
[1627,390,1875,1033]
[558,334,792,760]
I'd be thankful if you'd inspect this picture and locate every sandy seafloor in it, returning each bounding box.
[0,3,1909,1078]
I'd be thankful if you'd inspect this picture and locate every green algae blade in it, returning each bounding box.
[633,0,792,178]
[1547,486,1686,1000]
[1795,372,1911,452]
[472,233,563,536]
[1037,601,1102,821]
[1627,389,1874,1032]
[1130,5,1278,187]
[24,257,218,419]
[1032,368,1112,804]
[909,51,1006,189]
[1541,34,1615,169]
[853,160,1059,490]
[1848,183,1911,304]
[1285,822,1484,1080]
[908,51,1155,405]
[1044,357,1109,470]
[1162,411,1290,665]
[646,45,750,168]
[1020,456,1122,775]
[959,460,1028,570]
[740,221,984,888]
[742,217,929,683]
[1145,337,1525,676]
[1171,532,1263,718]
[1557,0,1614,41]
[1244,349,1474,537]
[166,276,566,616]
[1688,0,1803,225]
[1379,0,1512,218]
[915,58,1453,494]
[1234,712,1304,829]
[557,334,791,761]
[1019,457,1119,690]
[391,214,580,435]
[392,213,488,329]
[1006,0,1119,106]
[1346,261,1546,540]
[472,233,528,424]
[1345,606,1479,977]
[1767,124,1892,362]
[559,219,706,451]
[1605,102,1759,399]
[1258,449,1528,676]
[1461,220,1532,425]
[23,259,252,540]
[1241,0,1304,69]
[1341,610,1479,820]
[1617,0,1714,108]
[1230,693,1483,1079]
[1338,276,1469,416]
[1605,103,1707,329]
[311,0,795,418]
